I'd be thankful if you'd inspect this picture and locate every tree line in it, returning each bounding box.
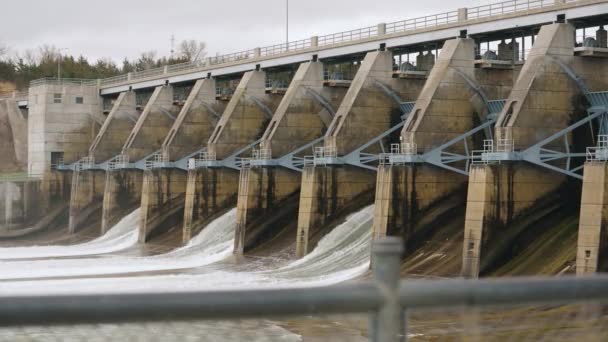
[0,40,206,90]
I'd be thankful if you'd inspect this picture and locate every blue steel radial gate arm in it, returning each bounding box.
[337,70,497,173]
[482,59,608,180]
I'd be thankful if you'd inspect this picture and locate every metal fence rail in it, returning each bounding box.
[0,237,607,341]
[29,78,97,87]
[468,0,556,20]
[386,11,459,34]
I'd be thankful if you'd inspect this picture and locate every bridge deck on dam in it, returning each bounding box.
[96,0,608,95]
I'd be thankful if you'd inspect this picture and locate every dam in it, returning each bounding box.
[1,0,608,340]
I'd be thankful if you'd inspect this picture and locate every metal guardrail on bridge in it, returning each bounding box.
[87,0,588,90]
[0,237,607,341]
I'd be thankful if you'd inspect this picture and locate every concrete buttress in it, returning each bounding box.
[234,62,347,254]
[182,71,282,243]
[372,38,516,260]
[101,86,179,234]
[462,23,608,278]
[68,91,138,233]
[295,50,425,257]
[140,79,226,243]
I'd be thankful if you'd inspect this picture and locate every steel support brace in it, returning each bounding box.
[520,109,608,180]
[342,122,406,171]
[423,119,497,175]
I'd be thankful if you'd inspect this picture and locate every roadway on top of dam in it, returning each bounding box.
[96,0,608,96]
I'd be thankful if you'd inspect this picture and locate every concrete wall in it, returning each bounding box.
[67,92,139,234]
[295,50,426,257]
[140,169,187,243]
[372,38,516,257]
[0,172,71,232]
[0,100,22,173]
[207,70,282,159]
[162,79,225,161]
[101,170,143,233]
[121,85,178,161]
[27,83,101,175]
[234,62,347,255]
[461,23,608,278]
[98,85,180,234]
[182,71,283,244]
[324,51,402,155]
[68,170,105,233]
[495,23,579,149]
[259,62,341,157]
[89,91,138,162]
[296,165,376,257]
[182,168,239,243]
[462,164,563,277]
[139,79,225,243]
[5,99,28,170]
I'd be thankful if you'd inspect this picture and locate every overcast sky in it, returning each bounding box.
[1,0,495,63]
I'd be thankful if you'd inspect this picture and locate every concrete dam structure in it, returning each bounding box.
[3,0,608,283]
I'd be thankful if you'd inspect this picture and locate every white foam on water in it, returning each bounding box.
[0,209,141,260]
[0,206,375,295]
[0,209,237,280]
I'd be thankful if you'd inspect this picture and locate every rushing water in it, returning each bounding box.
[0,206,375,342]
[0,209,237,280]
[0,206,374,294]
[0,209,141,260]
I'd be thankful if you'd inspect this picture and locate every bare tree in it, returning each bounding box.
[136,50,158,71]
[0,42,8,60]
[38,44,60,63]
[178,40,207,62]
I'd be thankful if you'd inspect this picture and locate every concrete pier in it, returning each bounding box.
[577,163,608,274]
[102,169,144,233]
[183,71,282,243]
[100,85,179,233]
[372,38,516,258]
[295,50,425,257]
[140,79,226,242]
[233,61,347,254]
[68,170,106,233]
[68,91,138,233]
[462,23,606,278]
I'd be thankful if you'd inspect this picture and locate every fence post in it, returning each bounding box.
[370,237,404,342]
[311,36,319,48]
[377,23,387,36]
[458,8,468,22]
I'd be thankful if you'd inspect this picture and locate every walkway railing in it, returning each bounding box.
[84,0,585,89]
[0,91,28,101]
[467,0,557,20]
[0,237,606,341]
[30,78,97,87]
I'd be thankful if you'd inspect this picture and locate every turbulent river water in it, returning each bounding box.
[0,206,376,341]
[0,206,374,292]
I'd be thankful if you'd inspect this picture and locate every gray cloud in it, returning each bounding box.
[1,0,493,62]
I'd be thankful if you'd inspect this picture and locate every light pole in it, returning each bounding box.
[57,48,68,81]
[286,0,289,45]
